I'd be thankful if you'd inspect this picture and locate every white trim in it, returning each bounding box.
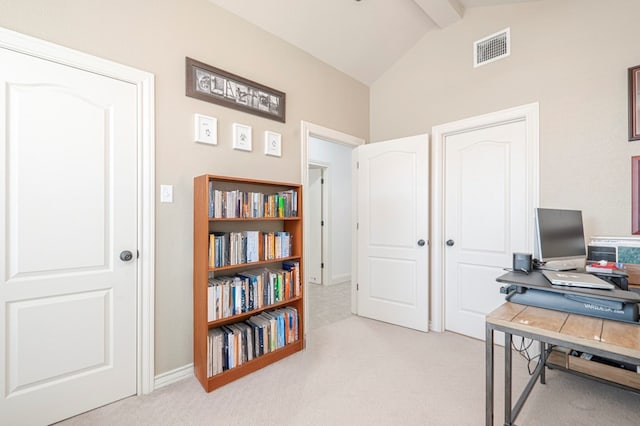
[0,26,156,394]
[351,150,358,315]
[300,121,365,327]
[430,103,539,332]
[138,66,156,396]
[154,364,193,390]
[308,161,331,287]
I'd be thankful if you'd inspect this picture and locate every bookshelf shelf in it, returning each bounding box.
[205,340,304,390]
[209,216,301,222]
[209,256,302,273]
[193,174,305,392]
[207,296,303,327]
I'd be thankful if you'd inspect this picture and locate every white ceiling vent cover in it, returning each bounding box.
[474,28,510,67]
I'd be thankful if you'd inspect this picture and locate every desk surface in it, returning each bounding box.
[496,270,640,302]
[487,302,640,361]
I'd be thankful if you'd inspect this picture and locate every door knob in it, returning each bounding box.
[446,239,455,247]
[120,250,134,261]
[417,239,426,247]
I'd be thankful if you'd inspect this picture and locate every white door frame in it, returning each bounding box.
[0,27,156,394]
[430,103,539,332]
[307,162,330,286]
[300,121,364,323]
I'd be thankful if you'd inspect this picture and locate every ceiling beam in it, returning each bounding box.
[413,0,465,28]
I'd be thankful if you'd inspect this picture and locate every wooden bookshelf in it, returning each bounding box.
[193,174,304,392]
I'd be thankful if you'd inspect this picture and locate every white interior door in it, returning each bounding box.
[444,120,530,340]
[307,167,323,284]
[355,135,429,332]
[0,46,138,424]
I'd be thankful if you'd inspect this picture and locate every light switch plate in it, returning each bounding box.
[194,113,217,145]
[160,185,173,203]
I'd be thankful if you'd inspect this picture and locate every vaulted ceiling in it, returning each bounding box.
[208,0,537,85]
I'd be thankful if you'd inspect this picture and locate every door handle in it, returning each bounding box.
[417,239,426,247]
[446,239,455,247]
[120,250,134,262]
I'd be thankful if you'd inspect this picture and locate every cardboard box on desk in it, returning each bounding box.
[588,237,640,285]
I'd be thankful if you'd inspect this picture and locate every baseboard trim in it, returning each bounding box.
[154,363,193,390]
[331,274,351,286]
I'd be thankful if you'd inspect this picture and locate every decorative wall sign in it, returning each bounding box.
[232,123,252,152]
[264,131,282,157]
[629,65,640,141]
[186,57,286,123]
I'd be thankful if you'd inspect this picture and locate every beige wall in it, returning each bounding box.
[371,0,640,238]
[0,0,369,375]
[5,0,639,380]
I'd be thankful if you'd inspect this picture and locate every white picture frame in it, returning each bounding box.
[232,123,252,151]
[194,113,217,145]
[264,131,282,157]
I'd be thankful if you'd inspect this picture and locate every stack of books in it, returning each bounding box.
[585,261,626,274]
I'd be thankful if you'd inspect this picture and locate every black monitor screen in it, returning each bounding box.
[535,208,586,261]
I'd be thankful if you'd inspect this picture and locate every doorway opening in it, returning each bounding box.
[300,121,364,331]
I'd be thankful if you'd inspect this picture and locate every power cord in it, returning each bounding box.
[511,339,554,375]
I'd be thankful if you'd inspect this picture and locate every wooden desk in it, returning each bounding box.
[486,302,640,426]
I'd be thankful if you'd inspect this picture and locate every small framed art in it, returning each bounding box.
[232,123,252,151]
[629,65,640,141]
[194,113,217,145]
[264,131,282,157]
[633,156,640,234]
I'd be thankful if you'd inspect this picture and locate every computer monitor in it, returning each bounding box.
[534,208,587,265]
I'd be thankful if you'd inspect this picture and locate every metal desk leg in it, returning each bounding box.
[486,323,494,426]
[504,332,512,426]
[540,341,546,385]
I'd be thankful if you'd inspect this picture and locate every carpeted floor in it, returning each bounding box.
[59,314,640,426]
[306,281,352,330]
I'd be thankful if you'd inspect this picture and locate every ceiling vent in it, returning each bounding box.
[474,28,510,67]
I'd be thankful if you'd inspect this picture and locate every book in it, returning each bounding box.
[220,325,232,370]
[208,234,215,268]
[248,314,270,355]
[207,328,224,376]
[207,280,215,322]
[282,261,300,297]
[244,231,260,263]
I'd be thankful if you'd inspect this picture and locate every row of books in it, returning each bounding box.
[207,307,299,377]
[207,261,300,321]
[208,184,298,218]
[209,231,291,268]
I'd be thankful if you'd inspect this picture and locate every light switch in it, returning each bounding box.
[160,185,173,203]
